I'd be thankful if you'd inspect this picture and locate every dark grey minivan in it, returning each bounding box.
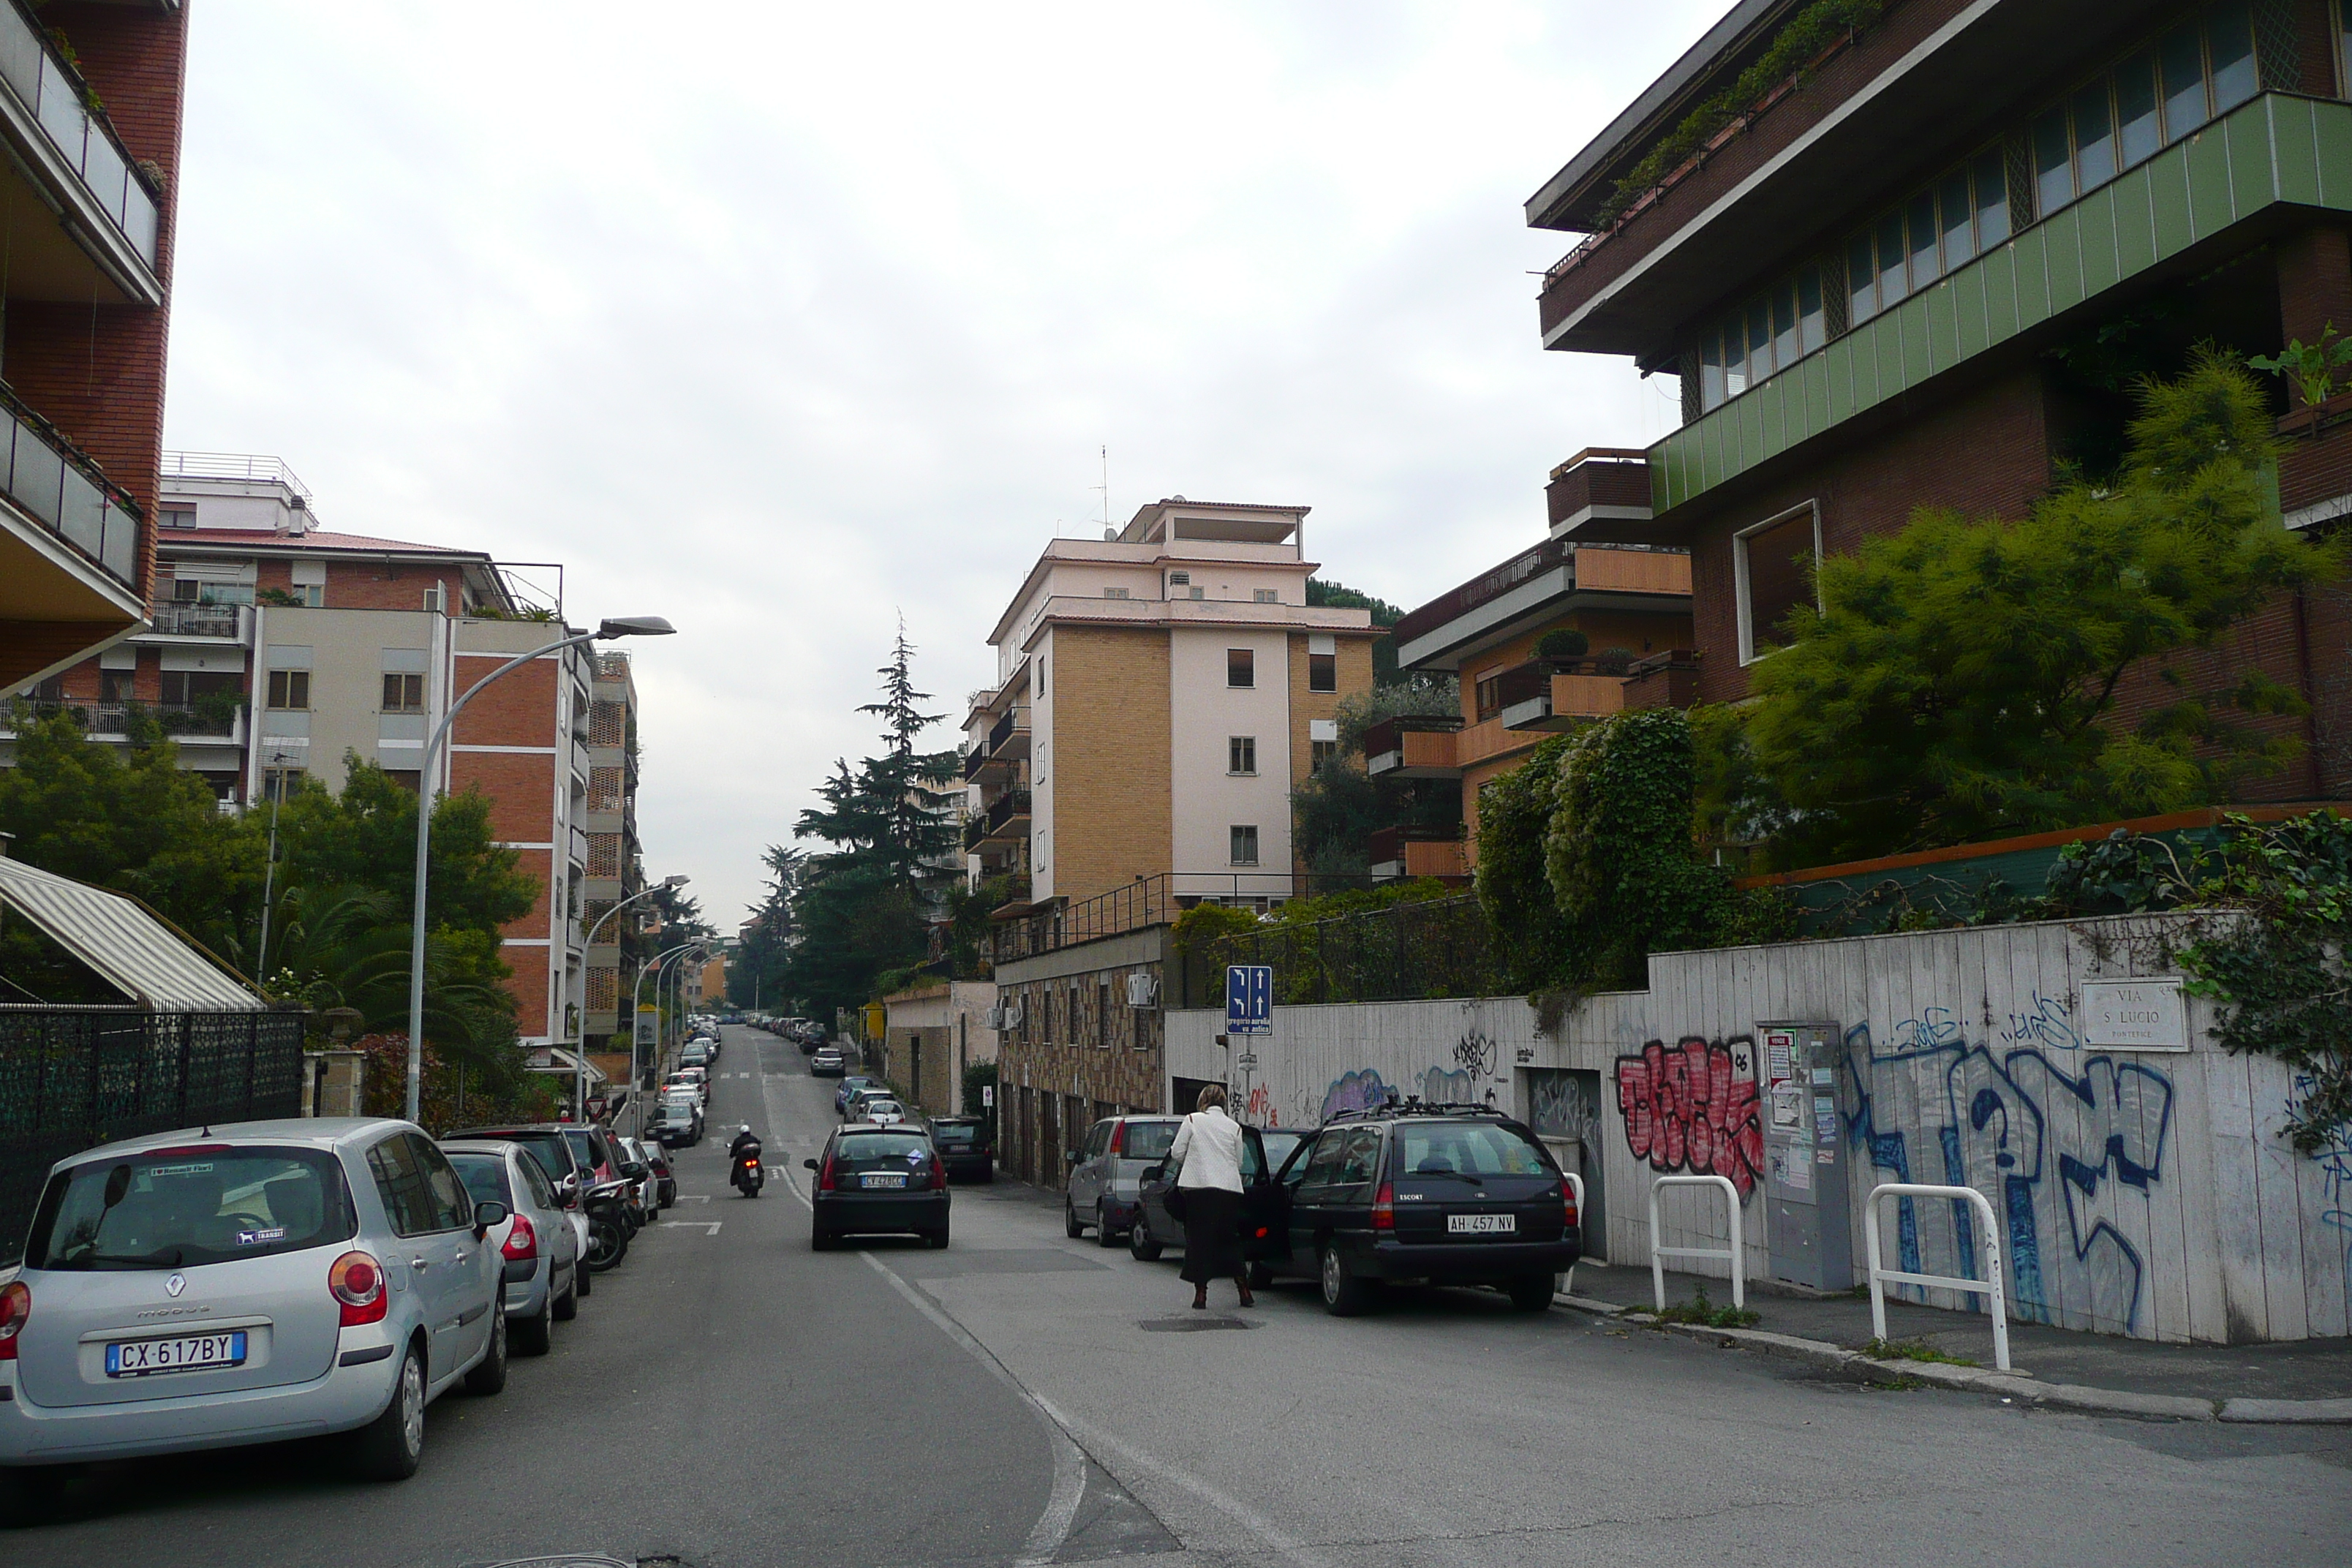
[1063,1115,1182,1246]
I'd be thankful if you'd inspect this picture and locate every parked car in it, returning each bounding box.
[810,1047,847,1077]
[1128,1123,1285,1272]
[834,1075,875,1115]
[804,1126,950,1248]
[648,1102,701,1148]
[639,1143,678,1207]
[844,1085,898,1120]
[0,1118,508,1515]
[442,1138,581,1353]
[927,1117,994,1183]
[442,1123,598,1300]
[680,1044,713,1071]
[1258,1128,1313,1185]
[1247,1106,1580,1316]
[862,1098,908,1128]
[1066,1115,1183,1245]
[615,1137,666,1215]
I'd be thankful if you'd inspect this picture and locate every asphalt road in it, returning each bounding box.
[13,1022,2352,1567]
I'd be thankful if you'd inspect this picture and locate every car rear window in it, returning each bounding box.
[26,1146,357,1271]
[930,1123,977,1146]
[1121,1122,1178,1161]
[493,1132,576,1185]
[1393,1122,1553,1177]
[831,1133,935,1173]
[562,1130,603,1171]
[446,1152,514,1208]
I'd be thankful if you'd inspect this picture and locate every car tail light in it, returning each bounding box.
[818,1156,837,1192]
[1560,1177,1579,1229]
[1371,1182,1395,1232]
[929,1158,947,1191]
[329,1251,388,1327]
[0,1281,29,1361]
[502,1212,538,1262]
[1107,1122,1125,1156]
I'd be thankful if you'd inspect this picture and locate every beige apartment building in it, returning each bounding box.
[964,498,1378,908]
[967,497,1379,1201]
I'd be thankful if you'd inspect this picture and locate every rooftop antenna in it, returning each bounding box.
[1093,445,1111,540]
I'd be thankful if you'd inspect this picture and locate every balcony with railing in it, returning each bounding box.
[978,788,1032,845]
[987,705,1031,761]
[1363,715,1463,779]
[4,701,240,742]
[140,603,248,641]
[0,0,165,288]
[1492,659,1629,733]
[0,380,143,592]
[1366,823,1469,882]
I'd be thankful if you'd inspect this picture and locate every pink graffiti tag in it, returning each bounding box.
[1616,1036,1763,1197]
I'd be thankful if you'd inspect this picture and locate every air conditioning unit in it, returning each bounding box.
[984,1006,1006,1031]
[1126,971,1160,1010]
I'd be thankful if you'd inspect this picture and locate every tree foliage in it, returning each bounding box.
[766,631,959,1022]
[1744,352,2341,867]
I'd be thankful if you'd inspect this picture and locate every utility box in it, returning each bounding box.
[1761,1020,1851,1291]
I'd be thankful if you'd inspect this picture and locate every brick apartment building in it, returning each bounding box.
[0,1,184,692]
[4,454,642,1074]
[965,498,1379,1193]
[1518,0,2352,797]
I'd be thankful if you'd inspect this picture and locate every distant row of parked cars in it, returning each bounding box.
[0,1112,679,1522]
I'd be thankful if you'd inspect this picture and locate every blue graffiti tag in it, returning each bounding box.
[2291,1074,2352,1314]
[1844,1021,2174,1333]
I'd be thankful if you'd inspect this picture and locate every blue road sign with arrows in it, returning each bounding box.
[1226,965,1272,1036]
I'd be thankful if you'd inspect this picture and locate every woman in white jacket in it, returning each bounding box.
[1168,1084,1253,1310]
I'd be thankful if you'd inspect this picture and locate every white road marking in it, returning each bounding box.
[672,1194,712,1205]
[658,1221,723,1235]
[859,1254,1085,1567]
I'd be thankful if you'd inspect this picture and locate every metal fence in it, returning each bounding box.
[0,1006,308,1266]
[1178,894,1501,1009]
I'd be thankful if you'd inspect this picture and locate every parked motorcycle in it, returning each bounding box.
[731,1140,766,1198]
[583,1178,635,1270]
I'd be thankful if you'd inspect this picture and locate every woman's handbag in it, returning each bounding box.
[1164,1175,1189,1224]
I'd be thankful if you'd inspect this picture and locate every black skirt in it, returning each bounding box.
[1179,1186,1244,1284]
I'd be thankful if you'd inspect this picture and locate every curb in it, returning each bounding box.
[1553,1292,2352,1425]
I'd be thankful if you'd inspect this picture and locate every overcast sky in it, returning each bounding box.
[164,1,1719,926]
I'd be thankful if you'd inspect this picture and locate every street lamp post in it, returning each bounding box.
[630,938,706,1134]
[404,615,674,1122]
[576,872,690,1121]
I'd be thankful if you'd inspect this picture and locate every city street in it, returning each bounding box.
[15,1025,2352,1568]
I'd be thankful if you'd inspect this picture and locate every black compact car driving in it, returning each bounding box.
[805,1126,951,1248]
[1260,1104,1580,1315]
[926,1116,995,1182]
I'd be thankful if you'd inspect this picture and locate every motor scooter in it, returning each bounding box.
[731,1139,766,1198]
[583,1178,635,1270]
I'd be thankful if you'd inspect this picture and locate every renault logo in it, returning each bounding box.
[165,1273,187,1298]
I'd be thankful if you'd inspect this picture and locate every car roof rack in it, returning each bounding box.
[1324,1096,1509,1125]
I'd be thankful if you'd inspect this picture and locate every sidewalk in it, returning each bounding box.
[1561,1260,2352,1422]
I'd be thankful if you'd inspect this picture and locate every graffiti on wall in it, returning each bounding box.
[1843,1009,2175,1333]
[1318,1068,1390,1123]
[1616,1036,1763,1199]
[1530,1070,1600,1145]
[2291,1074,2352,1311]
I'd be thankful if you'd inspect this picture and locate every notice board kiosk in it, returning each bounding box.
[1760,1019,1851,1291]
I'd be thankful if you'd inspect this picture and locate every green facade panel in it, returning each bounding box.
[1648,94,2352,515]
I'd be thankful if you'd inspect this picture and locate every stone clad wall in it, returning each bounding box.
[1169,914,2351,1345]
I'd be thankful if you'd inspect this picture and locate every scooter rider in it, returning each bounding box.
[728,1123,760,1163]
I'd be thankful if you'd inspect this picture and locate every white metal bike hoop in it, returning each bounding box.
[1864,1182,2011,1372]
[1561,1171,1586,1295]
[1647,1174,1744,1311]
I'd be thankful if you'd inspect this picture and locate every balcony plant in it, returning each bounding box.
[2248,326,2352,437]
[1535,628,1589,669]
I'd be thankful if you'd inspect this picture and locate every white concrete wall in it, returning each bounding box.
[1168,625,1292,888]
[1167,915,2352,1344]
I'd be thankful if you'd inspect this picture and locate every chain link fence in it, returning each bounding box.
[0,1006,307,1265]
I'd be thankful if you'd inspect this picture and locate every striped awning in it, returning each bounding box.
[0,856,263,1011]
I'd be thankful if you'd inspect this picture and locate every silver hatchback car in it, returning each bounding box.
[0,1117,509,1520]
